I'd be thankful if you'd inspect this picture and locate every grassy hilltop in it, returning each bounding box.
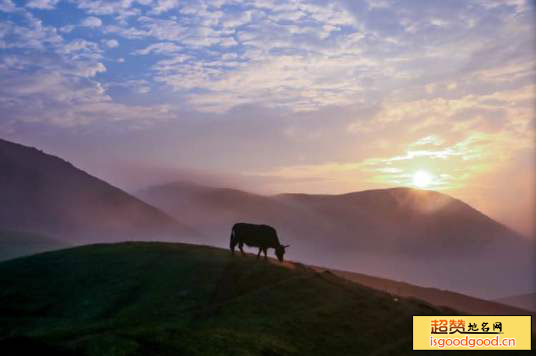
[0,242,530,355]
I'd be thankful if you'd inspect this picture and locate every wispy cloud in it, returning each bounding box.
[26,0,60,10]
[0,0,16,13]
[81,16,102,28]
[103,38,119,48]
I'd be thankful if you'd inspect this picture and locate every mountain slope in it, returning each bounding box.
[138,181,534,298]
[495,293,536,312]
[277,187,521,253]
[0,139,197,247]
[0,242,503,356]
[315,267,535,327]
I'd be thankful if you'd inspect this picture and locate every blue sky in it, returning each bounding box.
[0,0,534,235]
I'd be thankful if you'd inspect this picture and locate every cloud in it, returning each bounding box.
[133,42,180,55]
[3,0,534,123]
[81,16,103,27]
[0,0,16,12]
[97,0,525,113]
[104,38,119,48]
[26,0,60,10]
[1,11,63,49]
[151,0,180,15]
[75,0,137,15]
[59,25,75,33]
[0,66,170,128]
[107,79,151,94]
[62,39,101,54]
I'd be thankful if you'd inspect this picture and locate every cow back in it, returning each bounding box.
[232,223,280,248]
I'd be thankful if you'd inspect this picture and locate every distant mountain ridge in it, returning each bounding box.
[138,181,524,253]
[138,181,535,298]
[0,138,197,249]
[276,187,520,251]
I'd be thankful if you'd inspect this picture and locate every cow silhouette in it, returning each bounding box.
[230,223,289,262]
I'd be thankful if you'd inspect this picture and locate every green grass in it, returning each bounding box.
[0,242,531,355]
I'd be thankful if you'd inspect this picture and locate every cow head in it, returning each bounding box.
[275,244,290,262]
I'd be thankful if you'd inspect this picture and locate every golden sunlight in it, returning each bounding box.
[413,170,434,188]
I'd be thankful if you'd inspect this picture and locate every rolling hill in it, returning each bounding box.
[138,181,535,299]
[0,138,197,256]
[3,242,532,356]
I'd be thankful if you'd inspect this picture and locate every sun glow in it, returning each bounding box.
[413,170,434,188]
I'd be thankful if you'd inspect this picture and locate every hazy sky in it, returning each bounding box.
[0,0,534,236]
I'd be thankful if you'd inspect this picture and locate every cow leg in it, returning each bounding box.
[230,239,236,255]
[263,248,268,259]
[239,242,245,256]
[257,247,262,259]
[230,228,237,255]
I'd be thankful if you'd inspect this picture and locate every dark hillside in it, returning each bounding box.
[0,242,533,355]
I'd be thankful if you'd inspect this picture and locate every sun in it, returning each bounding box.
[413,170,433,188]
